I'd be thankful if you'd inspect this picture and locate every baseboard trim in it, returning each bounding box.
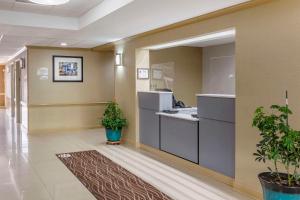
[121,138,138,147]
[233,182,262,200]
[136,143,262,200]
[139,143,234,184]
[28,126,103,134]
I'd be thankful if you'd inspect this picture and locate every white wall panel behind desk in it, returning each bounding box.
[202,43,235,94]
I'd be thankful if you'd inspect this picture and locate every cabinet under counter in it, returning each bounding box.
[198,118,235,178]
[159,114,199,163]
[197,94,235,178]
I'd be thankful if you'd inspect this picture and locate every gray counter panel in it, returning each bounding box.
[138,92,172,111]
[139,109,160,148]
[198,118,235,177]
[160,116,198,163]
[138,92,173,149]
[197,96,235,123]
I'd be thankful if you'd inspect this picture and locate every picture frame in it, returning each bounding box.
[137,68,149,80]
[152,69,163,80]
[53,55,83,82]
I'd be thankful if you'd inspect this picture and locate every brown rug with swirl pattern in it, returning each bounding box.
[56,150,172,200]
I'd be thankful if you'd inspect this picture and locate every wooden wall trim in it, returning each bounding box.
[27,46,100,52]
[92,0,273,51]
[28,126,102,134]
[28,101,110,108]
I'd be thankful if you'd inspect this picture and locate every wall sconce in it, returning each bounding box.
[20,57,26,69]
[115,53,123,67]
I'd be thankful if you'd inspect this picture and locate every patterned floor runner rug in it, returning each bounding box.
[57,150,172,200]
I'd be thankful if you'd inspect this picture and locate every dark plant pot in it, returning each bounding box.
[259,172,300,200]
[105,128,122,142]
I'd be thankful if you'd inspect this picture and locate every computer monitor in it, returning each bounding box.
[155,88,186,108]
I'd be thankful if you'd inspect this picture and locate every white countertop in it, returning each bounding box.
[196,94,236,98]
[137,91,173,94]
[156,107,199,122]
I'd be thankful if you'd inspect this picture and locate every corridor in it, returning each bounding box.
[0,109,254,200]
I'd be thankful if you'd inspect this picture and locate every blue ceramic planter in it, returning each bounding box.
[259,173,300,200]
[106,129,122,142]
[263,189,300,200]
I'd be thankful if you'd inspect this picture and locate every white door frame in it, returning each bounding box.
[14,60,21,123]
[10,63,15,118]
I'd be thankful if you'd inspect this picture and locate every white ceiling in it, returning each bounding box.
[0,0,104,17]
[0,0,249,64]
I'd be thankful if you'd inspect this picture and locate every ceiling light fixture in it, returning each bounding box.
[60,42,67,46]
[28,0,70,6]
[145,29,236,50]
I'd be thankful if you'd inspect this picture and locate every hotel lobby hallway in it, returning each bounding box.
[0,109,255,200]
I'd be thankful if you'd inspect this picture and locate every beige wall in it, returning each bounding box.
[27,48,114,132]
[113,0,300,197]
[150,46,202,106]
[136,49,150,92]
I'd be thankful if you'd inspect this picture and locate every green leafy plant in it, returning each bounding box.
[253,105,300,187]
[102,102,127,130]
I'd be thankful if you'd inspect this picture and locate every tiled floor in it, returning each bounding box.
[0,109,255,200]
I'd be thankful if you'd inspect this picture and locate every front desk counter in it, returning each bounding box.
[138,91,236,178]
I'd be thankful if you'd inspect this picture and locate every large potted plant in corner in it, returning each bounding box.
[252,94,300,200]
[102,102,127,144]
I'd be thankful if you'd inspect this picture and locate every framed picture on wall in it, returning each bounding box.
[53,56,83,82]
[137,68,149,80]
[152,69,163,80]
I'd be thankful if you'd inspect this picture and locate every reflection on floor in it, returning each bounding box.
[0,109,254,200]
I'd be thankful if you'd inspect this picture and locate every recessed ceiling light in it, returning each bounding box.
[28,0,70,6]
[60,42,67,46]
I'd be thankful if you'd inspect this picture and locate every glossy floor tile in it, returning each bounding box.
[0,109,255,200]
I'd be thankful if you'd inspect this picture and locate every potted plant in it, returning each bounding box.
[102,102,127,144]
[252,96,300,200]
